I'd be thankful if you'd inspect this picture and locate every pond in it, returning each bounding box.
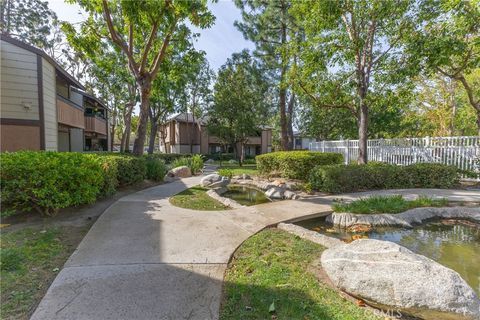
[296,217,480,295]
[222,185,271,206]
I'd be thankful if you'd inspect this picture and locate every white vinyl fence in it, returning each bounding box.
[309,136,480,180]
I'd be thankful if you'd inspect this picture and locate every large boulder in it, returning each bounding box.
[200,174,222,187]
[321,239,480,320]
[164,166,191,182]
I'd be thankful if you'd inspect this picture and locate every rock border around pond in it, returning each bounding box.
[327,206,480,228]
[206,188,245,209]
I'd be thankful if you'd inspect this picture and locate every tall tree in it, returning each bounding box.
[67,0,214,155]
[291,0,416,163]
[207,51,271,164]
[235,0,297,150]
[0,0,58,49]
[407,0,480,134]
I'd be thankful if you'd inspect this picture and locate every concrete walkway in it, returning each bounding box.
[31,176,480,319]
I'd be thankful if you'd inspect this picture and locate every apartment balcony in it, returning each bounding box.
[57,95,85,129]
[85,115,107,135]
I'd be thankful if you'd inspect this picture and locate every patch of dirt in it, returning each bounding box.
[1,180,163,233]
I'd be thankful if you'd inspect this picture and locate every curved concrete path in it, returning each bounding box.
[30,173,332,320]
[31,174,479,320]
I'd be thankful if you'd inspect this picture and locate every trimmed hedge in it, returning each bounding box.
[309,162,460,193]
[1,152,105,215]
[0,151,166,216]
[256,151,343,180]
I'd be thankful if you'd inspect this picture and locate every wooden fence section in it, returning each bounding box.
[309,136,480,180]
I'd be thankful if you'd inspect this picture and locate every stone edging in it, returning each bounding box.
[206,188,245,209]
[327,206,480,228]
[277,223,343,248]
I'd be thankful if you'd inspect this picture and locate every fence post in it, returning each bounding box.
[345,139,350,164]
[322,140,325,152]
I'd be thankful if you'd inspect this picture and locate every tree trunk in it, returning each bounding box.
[357,102,368,164]
[287,93,295,150]
[133,85,151,155]
[477,111,480,137]
[110,122,115,152]
[239,142,245,167]
[124,120,131,153]
[148,121,158,154]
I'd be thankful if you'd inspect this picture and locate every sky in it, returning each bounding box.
[46,0,255,71]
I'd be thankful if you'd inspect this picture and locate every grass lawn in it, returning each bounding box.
[333,195,448,214]
[169,185,229,210]
[0,226,90,320]
[221,228,381,320]
[218,165,258,177]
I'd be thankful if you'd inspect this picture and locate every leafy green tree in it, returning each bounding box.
[207,51,271,164]
[291,0,416,163]
[0,0,58,49]
[65,0,214,155]
[235,0,297,150]
[407,0,480,134]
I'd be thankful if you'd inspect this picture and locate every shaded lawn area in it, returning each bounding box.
[218,165,258,176]
[221,228,381,320]
[0,225,91,320]
[333,195,449,214]
[169,185,229,210]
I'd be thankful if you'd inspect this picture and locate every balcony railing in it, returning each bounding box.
[57,95,85,129]
[84,115,107,135]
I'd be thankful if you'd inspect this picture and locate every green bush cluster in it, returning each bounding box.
[0,151,167,216]
[206,153,235,161]
[218,168,234,179]
[309,162,460,193]
[256,151,343,180]
[144,156,167,181]
[147,153,190,164]
[171,154,204,174]
[1,152,105,215]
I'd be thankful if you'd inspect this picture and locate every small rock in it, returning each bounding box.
[205,159,214,164]
[272,179,286,187]
[265,187,284,199]
[164,166,191,180]
[209,177,230,188]
[283,190,297,199]
[242,174,251,180]
[200,173,222,187]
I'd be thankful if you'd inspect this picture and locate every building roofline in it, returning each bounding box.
[71,87,109,110]
[1,33,85,90]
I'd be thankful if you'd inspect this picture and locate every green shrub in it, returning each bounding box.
[171,155,204,175]
[145,157,167,181]
[256,151,343,180]
[97,156,119,196]
[243,158,256,165]
[0,151,105,215]
[171,157,190,169]
[206,153,235,161]
[147,153,190,164]
[190,154,204,174]
[218,168,234,179]
[105,154,146,186]
[309,162,460,193]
